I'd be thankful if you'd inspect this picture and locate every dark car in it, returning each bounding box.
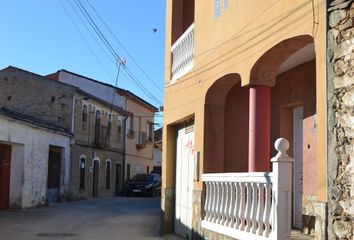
[125,173,161,197]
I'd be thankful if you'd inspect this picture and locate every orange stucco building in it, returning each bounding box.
[160,0,344,239]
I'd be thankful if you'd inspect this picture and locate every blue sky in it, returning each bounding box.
[0,0,165,121]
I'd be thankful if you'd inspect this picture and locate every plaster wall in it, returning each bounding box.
[57,71,125,109]
[0,116,71,208]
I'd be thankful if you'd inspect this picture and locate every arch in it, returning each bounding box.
[79,155,86,190]
[92,157,100,165]
[250,35,314,86]
[79,154,86,166]
[204,73,248,173]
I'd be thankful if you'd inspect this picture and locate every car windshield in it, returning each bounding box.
[131,174,154,181]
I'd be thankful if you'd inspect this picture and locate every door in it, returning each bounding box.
[115,164,122,196]
[92,160,99,198]
[47,146,62,203]
[175,125,194,238]
[0,144,11,209]
[293,106,303,229]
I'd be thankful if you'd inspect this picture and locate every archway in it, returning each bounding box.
[250,34,317,231]
[204,73,249,173]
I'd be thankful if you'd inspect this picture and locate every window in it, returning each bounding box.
[224,0,228,10]
[127,113,134,137]
[82,105,88,122]
[147,122,153,142]
[118,118,122,135]
[106,161,111,189]
[214,0,221,18]
[95,110,101,143]
[79,157,85,190]
[127,164,131,180]
[147,166,149,174]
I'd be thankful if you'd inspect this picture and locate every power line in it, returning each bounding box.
[58,0,115,81]
[72,0,162,106]
[85,0,164,93]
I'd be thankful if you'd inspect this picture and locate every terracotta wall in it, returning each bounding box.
[271,59,317,195]
[224,83,249,172]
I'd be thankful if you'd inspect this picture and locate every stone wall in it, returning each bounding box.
[328,1,354,239]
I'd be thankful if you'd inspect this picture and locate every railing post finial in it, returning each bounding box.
[273,138,289,158]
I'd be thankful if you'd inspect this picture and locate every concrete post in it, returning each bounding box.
[271,138,293,240]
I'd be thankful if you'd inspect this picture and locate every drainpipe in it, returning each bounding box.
[121,115,128,195]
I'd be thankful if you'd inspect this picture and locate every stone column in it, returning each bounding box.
[248,84,271,172]
[328,1,354,240]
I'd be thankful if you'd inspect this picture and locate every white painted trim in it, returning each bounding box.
[79,154,86,168]
[92,157,100,166]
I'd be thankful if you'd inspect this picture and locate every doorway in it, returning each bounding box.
[293,106,304,229]
[47,146,62,203]
[115,163,122,196]
[92,160,99,198]
[175,125,194,238]
[0,144,11,209]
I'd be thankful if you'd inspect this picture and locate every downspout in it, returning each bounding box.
[121,115,128,195]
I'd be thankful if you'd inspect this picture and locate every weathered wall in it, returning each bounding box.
[0,67,76,132]
[0,115,71,208]
[327,1,354,239]
[69,144,123,200]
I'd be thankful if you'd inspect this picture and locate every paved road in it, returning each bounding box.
[0,197,181,240]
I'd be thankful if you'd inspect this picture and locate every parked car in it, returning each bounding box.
[125,173,161,197]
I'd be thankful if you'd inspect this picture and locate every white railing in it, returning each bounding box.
[170,23,195,82]
[202,138,293,240]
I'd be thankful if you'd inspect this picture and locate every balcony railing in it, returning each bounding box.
[171,23,195,82]
[202,138,293,240]
[136,131,147,149]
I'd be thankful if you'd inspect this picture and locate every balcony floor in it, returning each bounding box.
[291,230,314,240]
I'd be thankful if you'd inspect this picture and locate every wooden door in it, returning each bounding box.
[293,106,304,229]
[47,147,62,203]
[115,164,122,196]
[175,125,194,238]
[0,144,11,209]
[92,160,99,198]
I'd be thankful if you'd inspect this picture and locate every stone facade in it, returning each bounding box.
[328,1,354,239]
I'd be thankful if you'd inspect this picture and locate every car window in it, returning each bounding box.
[131,174,154,181]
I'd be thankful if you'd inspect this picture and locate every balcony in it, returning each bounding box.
[136,131,147,149]
[93,126,108,148]
[170,23,195,83]
[202,138,293,240]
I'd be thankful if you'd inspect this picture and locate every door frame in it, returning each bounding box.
[293,106,304,229]
[174,124,195,238]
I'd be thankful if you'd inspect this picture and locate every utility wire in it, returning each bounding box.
[73,0,162,106]
[65,0,117,69]
[85,0,164,93]
[58,0,115,81]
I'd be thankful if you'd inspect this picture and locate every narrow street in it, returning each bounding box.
[0,197,181,240]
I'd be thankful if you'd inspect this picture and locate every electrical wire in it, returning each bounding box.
[73,0,162,106]
[85,0,164,93]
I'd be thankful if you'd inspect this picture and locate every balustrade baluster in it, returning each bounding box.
[250,183,258,233]
[239,182,246,230]
[256,183,265,235]
[210,182,217,222]
[204,182,210,221]
[217,182,225,224]
[244,182,252,232]
[227,182,235,227]
[232,182,240,228]
[221,182,229,225]
[263,183,272,237]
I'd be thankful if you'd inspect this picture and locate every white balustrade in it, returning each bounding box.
[201,138,293,240]
[170,23,195,83]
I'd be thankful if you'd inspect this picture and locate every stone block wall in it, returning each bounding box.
[328,1,354,239]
